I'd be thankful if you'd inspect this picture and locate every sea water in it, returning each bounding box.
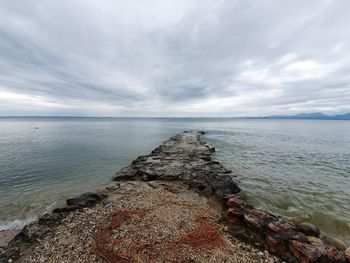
[0,117,349,244]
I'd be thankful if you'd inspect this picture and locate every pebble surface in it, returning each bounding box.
[20,181,281,263]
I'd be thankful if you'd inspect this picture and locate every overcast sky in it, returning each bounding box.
[0,0,350,117]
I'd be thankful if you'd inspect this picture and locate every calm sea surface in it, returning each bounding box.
[0,118,349,244]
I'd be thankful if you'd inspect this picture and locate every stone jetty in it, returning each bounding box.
[112,131,240,198]
[0,131,348,263]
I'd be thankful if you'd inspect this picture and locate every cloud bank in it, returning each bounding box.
[0,0,349,116]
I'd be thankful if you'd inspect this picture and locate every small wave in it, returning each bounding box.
[0,201,56,231]
[44,201,57,214]
[0,216,36,231]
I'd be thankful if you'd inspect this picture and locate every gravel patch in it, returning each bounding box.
[20,181,281,263]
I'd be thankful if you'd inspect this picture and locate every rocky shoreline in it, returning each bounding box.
[0,230,20,248]
[1,131,349,262]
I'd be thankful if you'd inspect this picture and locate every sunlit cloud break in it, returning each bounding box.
[0,0,350,117]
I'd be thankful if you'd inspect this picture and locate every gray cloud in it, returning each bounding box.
[0,0,349,116]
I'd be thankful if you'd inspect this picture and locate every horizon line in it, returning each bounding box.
[0,112,349,119]
[0,115,266,118]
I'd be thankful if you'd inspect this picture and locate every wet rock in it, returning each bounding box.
[289,240,326,262]
[250,209,277,228]
[38,213,63,226]
[296,222,320,237]
[266,235,286,256]
[324,236,347,251]
[267,222,303,241]
[10,223,49,245]
[268,222,290,233]
[251,209,272,219]
[345,247,350,262]
[226,207,243,218]
[228,224,265,246]
[306,236,323,245]
[244,213,262,229]
[226,197,247,209]
[0,246,20,263]
[326,245,346,262]
[113,167,138,181]
[66,192,107,207]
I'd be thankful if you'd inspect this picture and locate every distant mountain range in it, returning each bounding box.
[266,112,350,120]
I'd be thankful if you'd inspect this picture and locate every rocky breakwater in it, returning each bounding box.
[113,130,241,199]
[224,195,349,262]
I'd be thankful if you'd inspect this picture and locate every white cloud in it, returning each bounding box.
[277,54,297,65]
[0,0,349,116]
[284,60,338,80]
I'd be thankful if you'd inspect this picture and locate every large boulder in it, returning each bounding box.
[296,222,320,237]
[289,240,327,262]
[324,236,347,251]
[66,192,107,207]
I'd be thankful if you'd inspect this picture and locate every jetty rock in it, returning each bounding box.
[113,131,241,199]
